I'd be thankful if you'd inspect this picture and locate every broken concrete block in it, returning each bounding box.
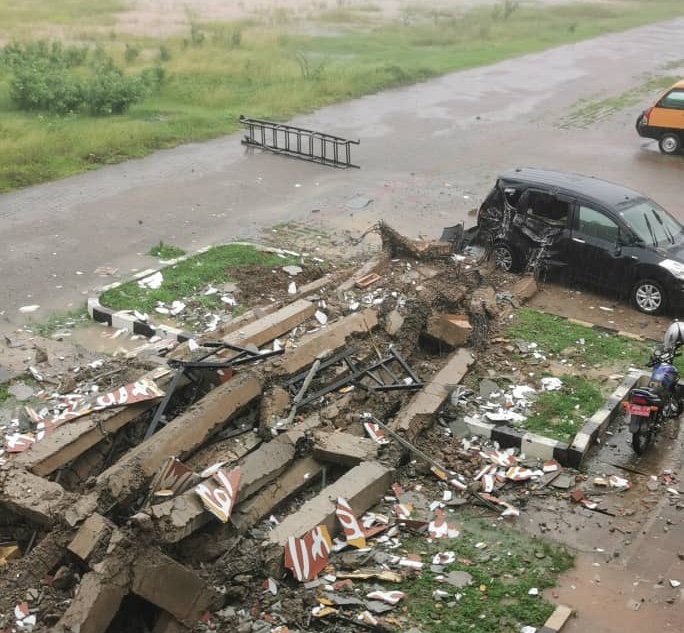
[470,286,498,316]
[152,418,321,543]
[54,573,127,633]
[68,513,112,563]
[385,310,404,336]
[268,461,394,546]
[313,430,378,467]
[511,274,538,304]
[390,348,474,443]
[426,313,472,347]
[541,604,573,632]
[220,299,316,350]
[0,467,71,526]
[231,457,323,533]
[131,550,215,625]
[259,385,291,430]
[281,309,378,374]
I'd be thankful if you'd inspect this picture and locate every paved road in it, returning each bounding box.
[1,18,683,332]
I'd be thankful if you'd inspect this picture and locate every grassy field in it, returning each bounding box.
[0,0,683,191]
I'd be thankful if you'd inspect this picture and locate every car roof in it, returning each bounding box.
[673,79,684,89]
[498,167,644,207]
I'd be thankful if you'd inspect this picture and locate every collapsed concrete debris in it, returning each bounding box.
[0,224,598,632]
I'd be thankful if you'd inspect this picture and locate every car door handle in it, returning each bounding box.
[572,237,585,244]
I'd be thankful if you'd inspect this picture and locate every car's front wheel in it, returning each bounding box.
[632,279,665,315]
[659,132,681,155]
[494,241,523,273]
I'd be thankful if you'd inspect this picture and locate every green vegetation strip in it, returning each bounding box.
[99,243,294,314]
[403,518,573,633]
[562,71,683,128]
[0,0,683,191]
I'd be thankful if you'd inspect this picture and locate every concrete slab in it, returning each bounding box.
[542,604,574,632]
[425,313,472,348]
[390,348,474,442]
[219,299,316,350]
[131,550,215,625]
[280,309,378,374]
[231,457,323,533]
[68,513,112,562]
[97,372,263,505]
[268,461,394,546]
[312,430,378,466]
[54,573,127,633]
[14,365,176,477]
[0,467,71,526]
[152,417,322,542]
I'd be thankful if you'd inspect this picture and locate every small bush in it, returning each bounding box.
[9,61,85,114]
[125,43,141,63]
[85,61,147,115]
[158,44,172,62]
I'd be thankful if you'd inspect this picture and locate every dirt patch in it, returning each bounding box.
[227,263,331,309]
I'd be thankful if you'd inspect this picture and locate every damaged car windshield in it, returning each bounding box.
[619,199,683,247]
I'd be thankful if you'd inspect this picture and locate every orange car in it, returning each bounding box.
[636,79,684,154]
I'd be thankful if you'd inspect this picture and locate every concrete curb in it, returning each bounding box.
[465,370,648,468]
[568,369,646,467]
[465,417,570,463]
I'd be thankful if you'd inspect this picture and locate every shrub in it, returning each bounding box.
[158,44,172,61]
[9,61,85,114]
[85,61,147,115]
[125,43,141,63]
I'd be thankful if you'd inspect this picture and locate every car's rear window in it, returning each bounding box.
[620,198,684,247]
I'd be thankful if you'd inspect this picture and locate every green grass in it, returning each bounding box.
[0,382,10,404]
[147,241,186,260]
[561,72,682,128]
[504,308,649,368]
[402,518,574,633]
[100,243,296,313]
[0,0,683,191]
[523,374,604,442]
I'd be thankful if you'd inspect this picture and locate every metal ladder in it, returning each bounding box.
[240,115,360,168]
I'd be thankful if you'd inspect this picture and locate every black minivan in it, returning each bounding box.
[477,168,684,315]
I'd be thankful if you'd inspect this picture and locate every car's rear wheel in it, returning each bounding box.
[632,279,665,315]
[659,132,681,155]
[494,242,523,273]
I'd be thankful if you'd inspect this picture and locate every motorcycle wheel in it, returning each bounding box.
[631,417,652,455]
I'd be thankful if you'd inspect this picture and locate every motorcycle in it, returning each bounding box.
[624,346,683,455]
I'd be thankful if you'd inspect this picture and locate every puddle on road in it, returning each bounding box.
[66,322,150,356]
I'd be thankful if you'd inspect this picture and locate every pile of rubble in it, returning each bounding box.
[0,225,587,633]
